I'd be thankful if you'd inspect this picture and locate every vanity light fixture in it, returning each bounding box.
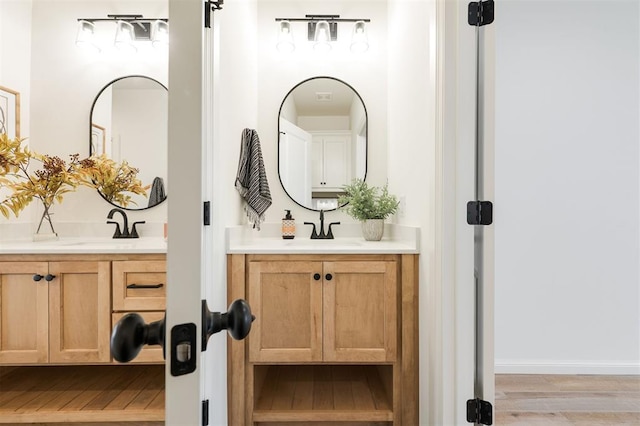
[76,14,169,52]
[274,15,370,53]
[75,20,100,52]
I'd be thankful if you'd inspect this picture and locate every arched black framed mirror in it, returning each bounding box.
[90,75,168,210]
[278,76,367,211]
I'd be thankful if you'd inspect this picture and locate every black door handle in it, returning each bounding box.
[110,313,165,363]
[33,274,43,282]
[325,273,333,281]
[45,274,56,282]
[313,273,321,281]
[202,299,255,350]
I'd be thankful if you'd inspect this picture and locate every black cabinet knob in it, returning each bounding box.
[325,273,333,281]
[111,313,165,363]
[33,274,43,282]
[45,274,55,282]
[313,273,321,281]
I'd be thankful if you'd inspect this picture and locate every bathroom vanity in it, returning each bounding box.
[0,239,166,424]
[226,226,419,425]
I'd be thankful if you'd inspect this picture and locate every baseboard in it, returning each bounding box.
[495,359,640,375]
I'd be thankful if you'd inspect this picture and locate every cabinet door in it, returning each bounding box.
[322,135,349,189]
[323,261,397,362]
[249,260,323,362]
[48,261,111,363]
[311,138,324,188]
[0,262,49,364]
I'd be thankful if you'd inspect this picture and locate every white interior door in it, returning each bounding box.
[279,118,312,207]
[165,0,208,424]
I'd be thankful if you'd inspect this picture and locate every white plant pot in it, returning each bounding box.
[361,219,384,241]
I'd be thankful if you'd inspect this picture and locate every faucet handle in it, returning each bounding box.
[327,222,341,239]
[107,221,122,238]
[304,222,319,239]
[130,221,146,239]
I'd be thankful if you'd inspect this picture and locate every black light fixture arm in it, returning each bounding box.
[275,15,371,23]
[77,15,168,24]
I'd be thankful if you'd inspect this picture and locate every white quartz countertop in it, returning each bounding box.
[0,237,167,254]
[226,224,420,254]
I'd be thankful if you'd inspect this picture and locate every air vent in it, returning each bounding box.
[316,92,332,102]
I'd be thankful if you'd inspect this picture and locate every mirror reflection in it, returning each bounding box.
[278,77,367,211]
[90,75,168,210]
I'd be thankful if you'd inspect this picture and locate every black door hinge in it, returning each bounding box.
[467,201,493,225]
[467,398,493,425]
[202,399,209,426]
[203,201,211,226]
[468,0,495,26]
[205,0,224,28]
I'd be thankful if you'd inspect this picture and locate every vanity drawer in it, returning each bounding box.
[112,260,166,311]
[112,311,165,363]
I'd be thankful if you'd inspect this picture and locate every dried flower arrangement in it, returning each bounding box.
[0,134,149,236]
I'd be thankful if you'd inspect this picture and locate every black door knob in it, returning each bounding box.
[33,274,43,282]
[45,274,56,282]
[325,273,333,281]
[202,299,255,350]
[313,273,321,281]
[110,313,165,363]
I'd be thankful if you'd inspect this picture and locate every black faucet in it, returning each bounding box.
[304,210,340,239]
[107,208,145,239]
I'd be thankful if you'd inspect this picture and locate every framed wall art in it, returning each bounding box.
[0,86,20,138]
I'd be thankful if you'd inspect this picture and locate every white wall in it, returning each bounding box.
[0,0,32,232]
[1,0,169,238]
[495,0,640,374]
[387,0,439,423]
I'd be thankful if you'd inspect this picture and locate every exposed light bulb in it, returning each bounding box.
[114,20,137,53]
[276,20,295,53]
[313,20,331,52]
[76,20,100,52]
[152,20,169,48]
[350,21,369,54]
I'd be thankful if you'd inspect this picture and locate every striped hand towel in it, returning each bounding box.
[235,128,272,230]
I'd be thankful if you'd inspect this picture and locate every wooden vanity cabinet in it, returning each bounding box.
[0,255,166,366]
[0,259,111,364]
[229,253,418,425]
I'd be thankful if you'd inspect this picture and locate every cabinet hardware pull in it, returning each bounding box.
[313,273,321,281]
[127,283,165,289]
[45,274,56,282]
[325,273,333,281]
[33,274,43,282]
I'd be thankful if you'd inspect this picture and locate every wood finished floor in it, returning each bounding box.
[496,374,640,425]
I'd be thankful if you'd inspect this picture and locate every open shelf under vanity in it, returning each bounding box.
[0,365,165,424]
[253,364,393,425]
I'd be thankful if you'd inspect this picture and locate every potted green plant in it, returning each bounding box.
[338,178,400,241]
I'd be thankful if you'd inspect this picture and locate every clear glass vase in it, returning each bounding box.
[33,202,58,241]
